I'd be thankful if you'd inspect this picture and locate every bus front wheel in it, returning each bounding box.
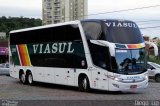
[78,75,90,92]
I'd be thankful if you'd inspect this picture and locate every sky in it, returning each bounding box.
[0,0,160,38]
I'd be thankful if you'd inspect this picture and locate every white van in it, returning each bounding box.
[147,62,160,82]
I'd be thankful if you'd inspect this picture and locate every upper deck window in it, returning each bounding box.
[81,22,102,40]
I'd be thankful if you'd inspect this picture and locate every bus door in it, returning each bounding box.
[97,70,109,90]
[90,67,99,88]
[91,68,108,90]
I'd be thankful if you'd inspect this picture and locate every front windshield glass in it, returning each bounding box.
[105,20,144,44]
[113,48,146,75]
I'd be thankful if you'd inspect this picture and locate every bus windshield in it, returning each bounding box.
[113,48,147,75]
[105,20,144,44]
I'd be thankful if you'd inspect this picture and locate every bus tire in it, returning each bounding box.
[20,72,26,84]
[78,75,90,92]
[155,74,160,82]
[27,72,34,85]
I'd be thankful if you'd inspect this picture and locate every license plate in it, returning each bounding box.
[130,85,137,89]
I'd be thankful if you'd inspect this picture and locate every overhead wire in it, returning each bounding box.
[86,5,160,16]
[140,26,160,29]
[64,4,160,19]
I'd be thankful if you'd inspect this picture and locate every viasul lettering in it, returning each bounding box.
[33,42,74,54]
[105,22,138,28]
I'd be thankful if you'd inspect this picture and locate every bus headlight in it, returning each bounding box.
[143,73,148,80]
[114,77,123,81]
[144,75,148,80]
[106,74,123,82]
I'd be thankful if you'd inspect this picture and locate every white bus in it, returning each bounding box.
[9,19,148,92]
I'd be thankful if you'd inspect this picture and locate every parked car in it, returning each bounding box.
[0,63,9,76]
[147,62,160,82]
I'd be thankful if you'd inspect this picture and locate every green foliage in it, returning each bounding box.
[148,55,160,64]
[157,41,160,47]
[0,16,42,37]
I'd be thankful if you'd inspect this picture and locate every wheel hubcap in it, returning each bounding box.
[28,74,33,84]
[21,74,25,83]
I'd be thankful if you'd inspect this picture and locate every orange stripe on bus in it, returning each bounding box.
[18,44,31,66]
[21,45,27,66]
[18,45,25,66]
[23,45,31,66]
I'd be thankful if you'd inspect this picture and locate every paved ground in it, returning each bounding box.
[0,75,160,106]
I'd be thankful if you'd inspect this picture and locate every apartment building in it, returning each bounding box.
[42,0,88,25]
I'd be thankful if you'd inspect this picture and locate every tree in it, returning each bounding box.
[157,40,160,47]
[0,16,42,37]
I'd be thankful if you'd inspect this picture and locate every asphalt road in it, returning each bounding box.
[0,75,160,106]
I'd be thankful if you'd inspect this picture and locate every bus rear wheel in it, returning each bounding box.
[78,75,90,92]
[27,72,34,85]
[20,73,26,84]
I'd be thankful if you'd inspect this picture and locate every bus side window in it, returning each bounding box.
[28,24,87,69]
[111,57,118,72]
[88,41,111,70]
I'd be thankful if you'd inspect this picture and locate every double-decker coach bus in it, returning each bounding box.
[9,19,148,92]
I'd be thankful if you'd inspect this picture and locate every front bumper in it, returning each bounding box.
[108,79,148,92]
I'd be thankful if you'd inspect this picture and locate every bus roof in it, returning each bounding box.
[10,20,80,34]
[10,19,135,34]
[81,19,134,23]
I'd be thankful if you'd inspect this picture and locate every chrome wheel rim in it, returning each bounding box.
[21,74,25,83]
[28,74,33,84]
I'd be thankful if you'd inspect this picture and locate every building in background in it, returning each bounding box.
[0,32,8,63]
[42,0,88,25]
[151,37,160,45]
[143,36,150,42]
[143,36,160,58]
[0,41,8,63]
